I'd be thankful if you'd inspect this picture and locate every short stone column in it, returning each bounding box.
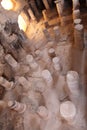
[66,71,80,96]
[55,0,64,23]
[5,54,20,71]
[0,77,14,90]
[73,9,80,20]
[8,100,26,113]
[42,9,48,22]
[74,24,84,50]
[60,101,76,123]
[48,48,56,58]
[72,0,80,10]
[37,106,48,119]
[42,69,53,86]
[52,57,61,72]
[28,7,36,21]
[74,18,82,25]
[42,9,49,28]
[26,54,39,71]
[18,77,30,91]
[26,54,42,77]
[42,0,50,10]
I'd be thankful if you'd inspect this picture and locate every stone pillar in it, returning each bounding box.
[26,54,42,77]
[42,0,50,10]
[52,57,61,72]
[37,106,48,119]
[74,24,84,50]
[33,80,46,93]
[0,77,14,90]
[42,69,53,86]
[55,0,64,23]
[72,0,80,10]
[66,71,80,96]
[5,54,20,71]
[53,26,60,36]
[18,77,30,91]
[42,9,48,21]
[8,100,26,113]
[26,54,39,71]
[74,19,82,25]
[29,0,40,18]
[73,9,80,20]
[60,101,76,123]
[48,48,56,58]
[27,7,36,21]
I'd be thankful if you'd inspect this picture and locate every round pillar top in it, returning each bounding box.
[35,50,41,55]
[52,57,60,64]
[66,71,79,81]
[74,24,84,31]
[42,69,52,81]
[37,106,48,118]
[60,101,76,120]
[8,100,15,107]
[48,48,55,54]
[74,19,81,24]
[26,54,34,63]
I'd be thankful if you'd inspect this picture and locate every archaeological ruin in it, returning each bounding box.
[0,0,87,130]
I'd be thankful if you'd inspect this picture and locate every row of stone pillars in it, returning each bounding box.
[54,0,84,50]
[19,0,50,23]
[72,0,84,50]
[1,70,85,125]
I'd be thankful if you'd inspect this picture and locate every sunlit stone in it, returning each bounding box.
[18,14,27,32]
[1,0,15,10]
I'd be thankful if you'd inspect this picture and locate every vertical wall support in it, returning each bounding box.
[72,0,80,10]
[74,24,84,50]
[42,0,50,10]
[55,0,64,25]
[66,71,80,96]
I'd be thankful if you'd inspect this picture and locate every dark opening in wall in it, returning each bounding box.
[35,0,45,12]
[79,0,86,8]
[64,0,72,7]
[47,0,55,8]
[63,0,73,15]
